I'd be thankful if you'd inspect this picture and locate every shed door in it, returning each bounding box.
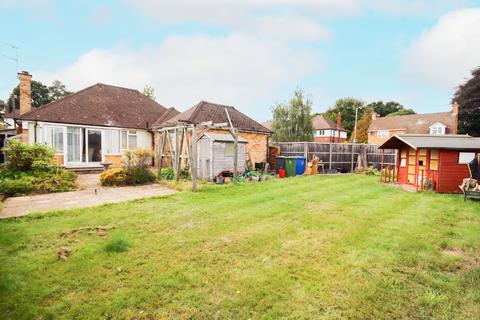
[407,147,416,184]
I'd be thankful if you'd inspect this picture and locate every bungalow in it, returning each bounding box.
[11,72,178,169]
[368,104,458,145]
[379,134,480,193]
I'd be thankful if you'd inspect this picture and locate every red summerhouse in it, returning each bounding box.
[379,134,480,193]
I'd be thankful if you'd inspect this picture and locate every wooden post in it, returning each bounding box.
[350,143,355,173]
[329,143,332,171]
[233,129,238,185]
[177,128,185,179]
[191,125,198,192]
[157,131,166,178]
[303,141,308,161]
[174,128,180,181]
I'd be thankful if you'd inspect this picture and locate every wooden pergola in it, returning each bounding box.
[155,108,240,191]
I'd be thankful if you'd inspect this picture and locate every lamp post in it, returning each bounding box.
[350,105,364,172]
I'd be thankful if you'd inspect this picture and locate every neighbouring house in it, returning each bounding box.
[261,113,348,143]
[197,132,248,179]
[368,104,458,145]
[379,134,480,193]
[156,101,272,168]
[312,113,347,143]
[10,71,178,169]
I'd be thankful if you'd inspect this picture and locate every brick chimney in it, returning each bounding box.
[371,112,378,121]
[336,112,342,128]
[18,71,32,115]
[452,101,459,134]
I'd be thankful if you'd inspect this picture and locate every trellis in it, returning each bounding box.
[156,108,240,191]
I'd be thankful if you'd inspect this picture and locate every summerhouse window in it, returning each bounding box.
[459,152,475,164]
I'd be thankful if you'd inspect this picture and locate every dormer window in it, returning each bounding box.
[429,122,446,135]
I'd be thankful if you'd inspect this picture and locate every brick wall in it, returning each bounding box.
[368,129,406,145]
[105,155,122,168]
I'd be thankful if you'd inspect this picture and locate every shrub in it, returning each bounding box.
[160,167,175,180]
[33,171,77,193]
[0,176,36,196]
[100,168,128,186]
[127,168,156,185]
[355,166,380,176]
[3,140,55,171]
[105,236,131,253]
[123,148,153,172]
[178,165,191,180]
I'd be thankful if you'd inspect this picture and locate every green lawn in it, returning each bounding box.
[1,175,479,319]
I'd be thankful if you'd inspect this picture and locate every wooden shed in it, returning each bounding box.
[379,134,480,193]
[197,132,248,180]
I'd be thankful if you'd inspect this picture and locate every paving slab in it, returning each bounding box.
[0,174,177,219]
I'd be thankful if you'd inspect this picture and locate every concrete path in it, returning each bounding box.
[0,174,177,219]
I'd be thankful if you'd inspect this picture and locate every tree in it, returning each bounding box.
[352,108,374,143]
[5,80,73,113]
[48,80,72,101]
[271,88,314,142]
[365,101,415,117]
[323,98,365,136]
[6,80,51,113]
[453,66,480,136]
[143,85,156,100]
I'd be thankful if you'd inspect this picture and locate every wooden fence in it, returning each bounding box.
[276,142,397,172]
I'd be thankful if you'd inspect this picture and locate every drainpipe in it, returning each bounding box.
[34,121,38,143]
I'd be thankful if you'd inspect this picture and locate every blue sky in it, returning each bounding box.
[1,0,480,121]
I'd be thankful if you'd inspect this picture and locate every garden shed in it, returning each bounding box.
[197,132,247,180]
[379,134,480,193]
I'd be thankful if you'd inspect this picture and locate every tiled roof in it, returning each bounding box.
[16,83,169,130]
[156,101,271,133]
[369,112,456,134]
[313,115,345,131]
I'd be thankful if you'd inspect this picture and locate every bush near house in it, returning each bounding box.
[100,148,156,186]
[0,140,76,196]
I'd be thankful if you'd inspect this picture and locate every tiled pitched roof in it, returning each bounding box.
[156,101,271,133]
[369,111,456,134]
[312,115,346,131]
[16,83,169,130]
[152,107,180,127]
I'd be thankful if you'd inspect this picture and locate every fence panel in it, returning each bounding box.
[275,142,396,172]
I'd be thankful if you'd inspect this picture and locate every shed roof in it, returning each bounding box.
[155,101,271,134]
[15,83,170,130]
[200,132,248,143]
[379,134,480,150]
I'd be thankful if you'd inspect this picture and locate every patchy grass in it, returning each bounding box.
[0,175,479,319]
[105,236,131,253]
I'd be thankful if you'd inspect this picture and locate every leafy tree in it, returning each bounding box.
[351,108,374,143]
[271,88,314,142]
[6,80,52,113]
[48,80,72,101]
[143,85,156,100]
[453,66,480,136]
[323,98,365,136]
[5,80,73,114]
[365,101,415,117]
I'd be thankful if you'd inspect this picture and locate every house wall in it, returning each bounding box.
[208,129,269,166]
[105,155,122,167]
[368,129,406,145]
[437,150,476,193]
[52,155,64,166]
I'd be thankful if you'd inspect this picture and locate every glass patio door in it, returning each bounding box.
[67,127,82,164]
[87,129,102,163]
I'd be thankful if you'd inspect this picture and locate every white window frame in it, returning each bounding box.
[377,130,389,138]
[459,152,476,164]
[104,129,121,155]
[44,125,65,154]
[121,130,138,151]
[429,123,446,135]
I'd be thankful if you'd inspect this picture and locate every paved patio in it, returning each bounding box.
[0,174,178,219]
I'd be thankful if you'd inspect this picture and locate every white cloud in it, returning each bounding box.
[35,33,321,119]
[370,0,472,16]
[403,8,480,88]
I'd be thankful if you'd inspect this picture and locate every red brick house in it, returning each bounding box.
[379,134,480,193]
[312,113,347,143]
